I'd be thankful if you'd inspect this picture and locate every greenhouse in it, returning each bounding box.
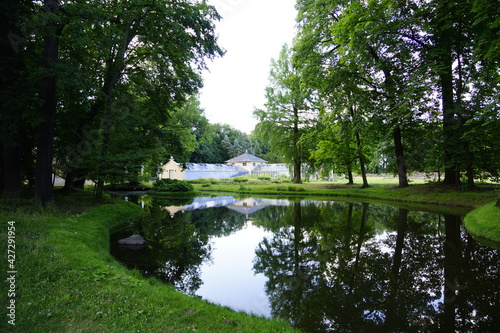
[251,164,290,178]
[182,163,248,180]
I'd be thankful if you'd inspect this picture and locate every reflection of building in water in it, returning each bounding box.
[226,198,268,216]
[163,196,237,217]
[163,196,295,217]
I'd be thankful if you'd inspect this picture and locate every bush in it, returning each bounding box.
[153,179,194,192]
[257,174,271,181]
[232,177,249,183]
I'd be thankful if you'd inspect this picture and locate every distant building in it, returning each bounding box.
[225,153,267,172]
[159,156,248,181]
[159,153,296,181]
[251,163,290,178]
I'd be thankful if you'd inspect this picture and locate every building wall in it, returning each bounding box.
[159,157,185,180]
[227,161,266,173]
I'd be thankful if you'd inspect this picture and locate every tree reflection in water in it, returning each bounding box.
[252,201,499,332]
[111,195,499,332]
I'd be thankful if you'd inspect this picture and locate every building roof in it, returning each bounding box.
[185,163,246,172]
[225,153,267,163]
[183,163,248,180]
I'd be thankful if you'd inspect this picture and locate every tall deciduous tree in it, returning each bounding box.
[51,0,223,197]
[254,44,317,183]
[0,0,33,198]
[35,0,60,204]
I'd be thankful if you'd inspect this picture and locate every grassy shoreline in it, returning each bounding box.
[0,193,297,333]
[192,180,499,210]
[464,201,500,245]
[1,181,498,332]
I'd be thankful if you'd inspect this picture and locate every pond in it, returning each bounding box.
[110,194,500,332]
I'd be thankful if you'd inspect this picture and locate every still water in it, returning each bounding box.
[110,194,499,332]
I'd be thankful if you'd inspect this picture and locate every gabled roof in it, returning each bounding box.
[225,153,267,163]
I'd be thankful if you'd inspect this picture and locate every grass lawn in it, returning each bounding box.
[192,176,499,212]
[0,192,298,333]
[464,200,500,244]
[2,177,498,332]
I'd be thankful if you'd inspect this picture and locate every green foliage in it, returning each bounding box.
[464,201,500,243]
[190,123,254,163]
[0,196,298,332]
[232,177,249,183]
[253,44,318,183]
[292,0,500,189]
[258,174,272,181]
[153,179,194,192]
[1,0,224,199]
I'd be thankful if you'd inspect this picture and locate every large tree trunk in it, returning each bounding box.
[349,105,368,188]
[356,131,369,188]
[346,164,354,185]
[393,126,409,188]
[435,3,460,186]
[95,23,133,198]
[1,0,23,198]
[35,0,59,204]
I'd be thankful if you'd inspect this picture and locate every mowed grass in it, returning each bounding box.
[0,193,298,333]
[464,201,500,243]
[193,176,499,211]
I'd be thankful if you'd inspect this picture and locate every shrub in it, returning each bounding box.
[233,177,249,183]
[153,179,194,192]
[257,174,271,181]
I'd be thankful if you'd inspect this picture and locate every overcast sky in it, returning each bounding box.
[199,0,298,134]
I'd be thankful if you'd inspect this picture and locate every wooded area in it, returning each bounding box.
[1,0,499,203]
[254,0,500,185]
[1,0,224,203]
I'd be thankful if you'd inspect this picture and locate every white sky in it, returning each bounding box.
[199,0,298,134]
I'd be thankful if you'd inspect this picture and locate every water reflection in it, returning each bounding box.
[110,195,500,332]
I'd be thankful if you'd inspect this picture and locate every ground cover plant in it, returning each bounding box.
[192,176,499,211]
[0,192,298,333]
[151,178,194,192]
[464,201,500,243]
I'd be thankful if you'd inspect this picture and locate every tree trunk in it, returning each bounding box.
[346,164,354,185]
[466,163,475,191]
[355,131,369,188]
[95,23,134,198]
[349,105,368,188]
[393,126,409,188]
[435,3,460,186]
[35,0,59,204]
[3,141,22,199]
[292,105,302,184]
[1,0,23,198]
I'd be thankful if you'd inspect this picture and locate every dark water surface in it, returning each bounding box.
[110,194,500,332]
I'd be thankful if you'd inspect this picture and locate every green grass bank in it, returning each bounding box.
[0,193,297,333]
[192,179,499,211]
[464,200,500,244]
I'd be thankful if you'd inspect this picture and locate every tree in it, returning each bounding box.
[191,123,253,163]
[0,0,34,198]
[34,0,60,204]
[294,0,499,188]
[51,0,223,196]
[254,44,317,183]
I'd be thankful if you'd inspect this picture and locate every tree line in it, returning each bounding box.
[1,0,224,203]
[2,0,499,204]
[254,0,500,186]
